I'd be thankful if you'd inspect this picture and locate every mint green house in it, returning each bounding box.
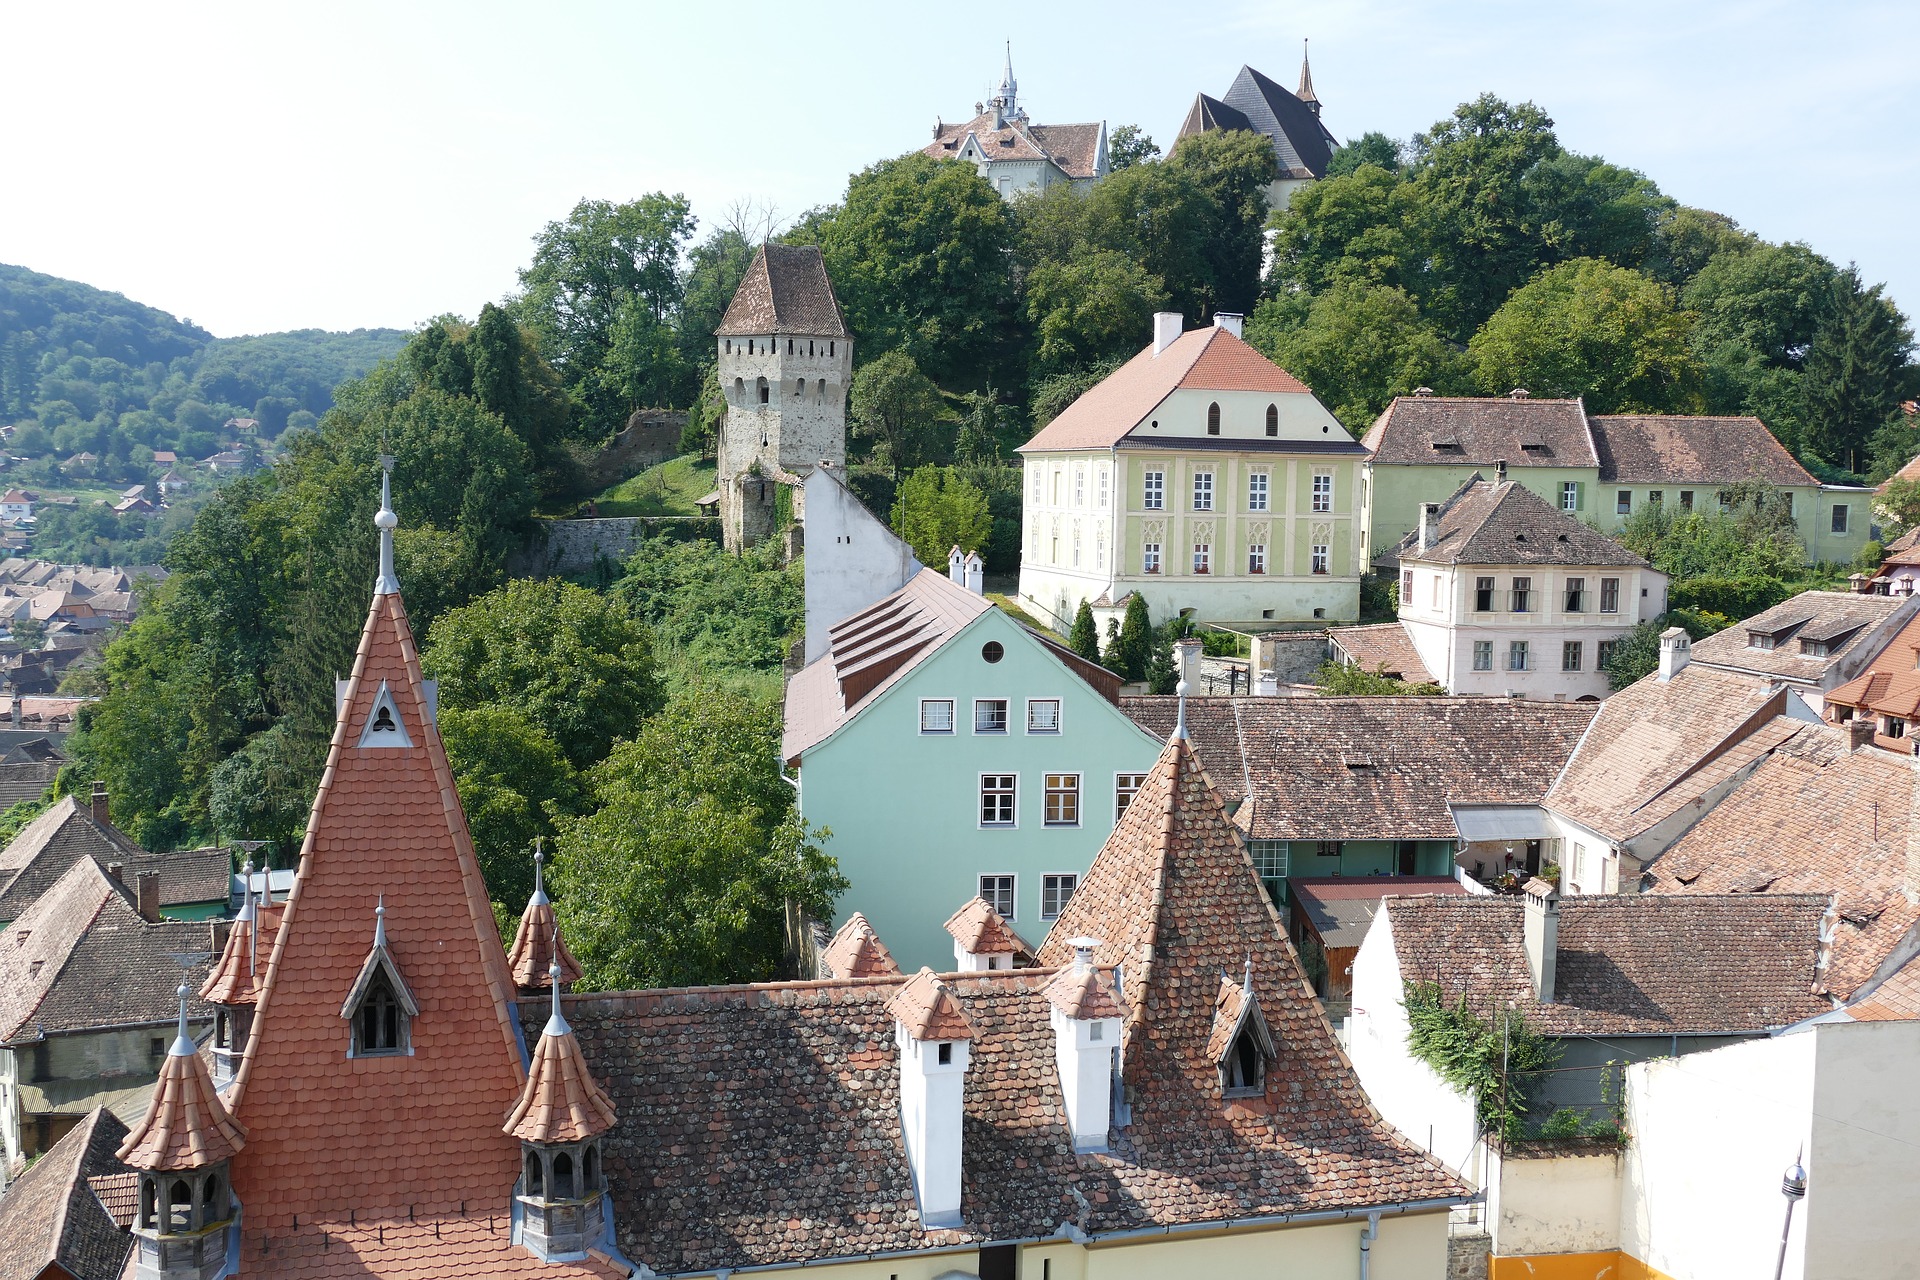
[783,568,1162,972]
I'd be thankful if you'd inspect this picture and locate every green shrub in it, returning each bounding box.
[1538,1108,1586,1139]
[1667,575,1790,620]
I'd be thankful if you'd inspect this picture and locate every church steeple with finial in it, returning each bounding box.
[1297,39,1321,117]
[374,452,399,595]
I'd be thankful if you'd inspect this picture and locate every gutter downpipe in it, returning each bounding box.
[1359,1210,1380,1280]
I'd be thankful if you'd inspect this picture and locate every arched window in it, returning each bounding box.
[1207,403,1221,435]
[202,1173,221,1213]
[526,1152,544,1197]
[795,377,806,398]
[169,1179,192,1233]
[816,378,826,404]
[1226,1026,1265,1092]
[756,377,770,404]
[553,1151,575,1199]
[140,1179,157,1230]
[733,377,745,403]
[1265,404,1278,436]
[350,967,411,1057]
[584,1144,600,1190]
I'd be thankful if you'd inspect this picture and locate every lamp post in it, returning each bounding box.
[1774,1153,1807,1280]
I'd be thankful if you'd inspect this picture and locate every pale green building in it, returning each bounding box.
[784,567,1161,972]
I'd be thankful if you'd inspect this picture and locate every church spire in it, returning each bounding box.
[374,453,399,596]
[1297,39,1321,116]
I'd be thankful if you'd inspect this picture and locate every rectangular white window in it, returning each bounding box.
[1598,639,1620,669]
[1143,471,1164,510]
[1044,774,1081,827]
[1561,481,1579,511]
[1616,490,1632,515]
[1248,544,1266,574]
[1074,470,1086,506]
[1311,544,1329,575]
[980,779,1016,828]
[1431,575,1441,606]
[979,872,1015,915]
[1563,640,1583,672]
[1143,542,1162,574]
[1031,468,1041,502]
[1473,641,1493,671]
[1115,772,1148,820]
[1250,840,1289,883]
[1600,577,1620,613]
[1193,543,1212,575]
[1475,577,1495,611]
[1312,472,1333,513]
[1098,469,1109,508]
[974,699,1009,734]
[1041,874,1078,920]
[1192,471,1214,511]
[1027,698,1061,733]
[1510,577,1532,612]
[1248,471,1270,512]
[919,699,954,734]
[1509,640,1529,671]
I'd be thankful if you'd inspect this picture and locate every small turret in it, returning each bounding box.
[1297,39,1321,117]
[506,841,583,996]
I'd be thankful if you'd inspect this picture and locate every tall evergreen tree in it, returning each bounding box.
[1115,593,1152,682]
[1801,266,1916,472]
[1067,600,1099,663]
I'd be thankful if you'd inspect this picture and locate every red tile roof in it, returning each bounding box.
[1396,478,1649,568]
[1326,623,1438,685]
[1019,327,1315,453]
[886,968,977,1041]
[818,911,900,978]
[505,858,581,992]
[716,244,848,338]
[243,1216,629,1279]
[1848,951,1920,1021]
[1687,591,1912,686]
[504,1000,617,1145]
[943,896,1021,955]
[1589,414,1816,487]
[117,1012,247,1170]
[1042,963,1124,1021]
[200,899,283,1006]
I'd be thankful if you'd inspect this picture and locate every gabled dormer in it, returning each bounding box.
[340,899,419,1057]
[1208,963,1276,1098]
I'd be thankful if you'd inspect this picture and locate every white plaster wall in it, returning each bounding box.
[1802,1019,1920,1280]
[1621,1028,1817,1280]
[897,1029,969,1225]
[1485,1145,1622,1256]
[802,469,921,663]
[1347,909,1483,1178]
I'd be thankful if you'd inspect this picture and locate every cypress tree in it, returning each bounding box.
[1115,593,1152,681]
[1802,266,1915,473]
[1068,600,1100,663]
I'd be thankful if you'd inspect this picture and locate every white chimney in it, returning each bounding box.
[1212,312,1245,339]
[1256,669,1278,696]
[1417,502,1440,551]
[887,970,974,1228]
[1152,312,1184,355]
[945,897,1017,972]
[1523,878,1559,1002]
[964,551,984,595]
[1174,636,1204,692]
[948,545,965,586]
[1044,938,1123,1153]
[1657,627,1691,682]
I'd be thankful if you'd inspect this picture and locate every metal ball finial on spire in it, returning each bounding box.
[530,837,549,907]
[374,454,400,596]
[373,895,387,948]
[169,982,195,1057]
[1174,679,1190,741]
[544,939,571,1037]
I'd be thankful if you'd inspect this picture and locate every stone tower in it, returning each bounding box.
[714,243,851,552]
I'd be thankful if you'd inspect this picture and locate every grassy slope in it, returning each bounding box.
[583,455,717,517]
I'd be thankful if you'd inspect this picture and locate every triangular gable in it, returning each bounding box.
[356,679,414,748]
[340,934,422,1022]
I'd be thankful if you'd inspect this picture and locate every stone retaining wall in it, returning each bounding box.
[514,517,717,577]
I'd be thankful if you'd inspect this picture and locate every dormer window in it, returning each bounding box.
[1225,1026,1266,1093]
[354,972,407,1055]
[1210,969,1276,1099]
[342,901,419,1057]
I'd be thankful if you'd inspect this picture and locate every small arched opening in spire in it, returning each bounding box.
[526,1151,544,1197]
[584,1143,600,1191]
[168,1179,192,1233]
[552,1150,575,1199]
[355,974,405,1055]
[757,377,770,405]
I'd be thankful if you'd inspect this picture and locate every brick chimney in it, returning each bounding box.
[106,861,125,887]
[89,780,109,825]
[1523,878,1559,1002]
[1848,716,1876,752]
[135,870,161,923]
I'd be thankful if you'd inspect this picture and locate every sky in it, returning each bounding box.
[4,0,1916,339]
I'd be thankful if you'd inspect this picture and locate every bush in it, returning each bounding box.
[1667,575,1790,620]
[1538,1108,1587,1139]
[1314,660,1443,696]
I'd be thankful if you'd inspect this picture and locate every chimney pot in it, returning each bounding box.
[106,861,125,886]
[948,545,965,586]
[1413,387,1434,398]
[1657,626,1691,682]
[1174,637,1204,693]
[1848,716,1876,752]
[135,870,161,923]
[90,780,108,825]
[1152,312,1184,356]
[964,552,984,595]
[1495,460,1509,482]
[1508,387,1531,400]
[1522,878,1559,1002]
[1212,312,1245,339]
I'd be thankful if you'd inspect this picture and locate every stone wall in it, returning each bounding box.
[576,410,688,492]
[1446,1232,1490,1280]
[1255,631,1333,683]
[514,517,718,578]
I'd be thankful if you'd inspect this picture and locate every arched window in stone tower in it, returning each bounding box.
[756,377,769,404]
[794,377,805,399]
[815,378,826,404]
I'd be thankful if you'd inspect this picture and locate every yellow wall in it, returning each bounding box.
[1488,1250,1675,1280]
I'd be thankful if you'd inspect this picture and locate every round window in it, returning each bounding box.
[982,641,1005,664]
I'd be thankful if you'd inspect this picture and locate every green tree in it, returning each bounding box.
[1801,266,1916,473]
[890,465,991,567]
[1603,620,1664,690]
[1165,129,1281,318]
[1313,660,1442,696]
[1326,132,1404,177]
[1107,124,1160,171]
[467,302,575,482]
[1024,249,1169,378]
[421,579,660,771]
[1111,594,1152,682]
[1469,258,1702,413]
[1876,476,1920,535]
[1645,206,1755,284]
[850,349,947,478]
[206,721,312,868]
[675,226,758,377]
[1249,282,1462,431]
[438,705,583,920]
[552,681,845,990]
[1067,600,1099,663]
[612,533,802,680]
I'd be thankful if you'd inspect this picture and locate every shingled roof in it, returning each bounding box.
[1176,64,1336,180]
[1362,396,1598,468]
[0,794,229,924]
[818,911,900,979]
[1326,623,1439,685]
[1396,478,1650,568]
[1827,611,1920,720]
[924,114,1106,181]
[1648,724,1920,1002]
[1123,696,1597,840]
[0,1108,132,1280]
[1687,590,1911,687]
[504,982,617,1146]
[505,850,581,992]
[716,243,849,337]
[1383,892,1831,1036]
[943,896,1022,956]
[117,992,246,1171]
[1590,414,1817,486]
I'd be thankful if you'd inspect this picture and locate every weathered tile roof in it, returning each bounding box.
[1180,92,1255,138]
[924,113,1105,180]
[504,997,617,1145]
[245,1217,629,1279]
[782,568,993,762]
[1177,65,1336,180]
[200,898,283,1006]
[1688,591,1912,686]
[0,795,228,923]
[819,911,900,978]
[1396,478,1649,568]
[1589,415,1816,486]
[117,1010,247,1170]
[887,967,978,1040]
[505,858,581,992]
[1648,725,1920,1001]
[1544,665,1802,843]
[1326,623,1438,685]
[1361,396,1597,468]
[1123,696,1596,840]
[1027,122,1106,178]
[1292,877,1466,950]
[944,896,1021,955]
[1848,951,1920,1021]
[229,586,533,1239]
[0,1108,132,1280]
[716,243,848,337]
[0,758,58,809]
[1825,611,1920,718]
[1019,327,1317,453]
[1385,892,1832,1036]
[0,857,216,1044]
[1042,963,1123,1021]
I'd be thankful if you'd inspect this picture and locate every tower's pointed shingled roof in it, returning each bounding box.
[118,986,246,1171]
[716,243,849,338]
[1297,39,1319,106]
[228,479,534,1232]
[199,871,283,1006]
[507,845,582,992]
[504,964,617,1145]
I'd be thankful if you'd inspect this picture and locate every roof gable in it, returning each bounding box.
[717,243,849,337]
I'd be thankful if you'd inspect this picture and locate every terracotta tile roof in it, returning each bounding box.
[924,113,1105,180]
[1027,122,1105,178]
[1361,396,1597,469]
[1589,415,1816,486]
[1848,950,1920,1021]
[1124,696,1596,839]
[117,1009,247,1170]
[503,998,617,1145]
[0,795,228,923]
[1203,971,1267,1062]
[1042,962,1123,1021]
[886,968,977,1041]
[1544,666,1801,843]
[818,911,900,979]
[1327,623,1438,685]
[716,243,848,337]
[1395,478,1649,568]
[200,899,283,1006]
[1826,611,1920,720]
[229,588,532,1234]
[782,568,992,762]
[244,1216,628,1279]
[1385,892,1831,1035]
[85,1171,138,1227]
[0,1107,132,1280]
[1019,327,1316,453]
[1879,526,1920,568]
[1688,590,1913,686]
[943,896,1021,955]
[1648,725,1920,1001]
[0,857,216,1043]
[505,857,581,992]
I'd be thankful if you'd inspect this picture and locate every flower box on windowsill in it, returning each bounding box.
[1193,567,1210,575]
[1143,567,1161,575]
[1248,568,1265,575]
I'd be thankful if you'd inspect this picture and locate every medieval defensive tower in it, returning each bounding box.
[713,244,851,551]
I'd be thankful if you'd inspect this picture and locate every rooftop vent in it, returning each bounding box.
[1413,387,1435,397]
[1509,388,1531,400]
[1428,435,1458,450]
[1343,751,1375,769]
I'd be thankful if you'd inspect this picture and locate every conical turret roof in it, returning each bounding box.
[504,966,616,1145]
[118,987,246,1171]
[506,846,582,992]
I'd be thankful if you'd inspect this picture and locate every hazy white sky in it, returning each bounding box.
[4,0,1914,338]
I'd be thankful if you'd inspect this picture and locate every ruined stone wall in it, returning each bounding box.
[513,517,718,577]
